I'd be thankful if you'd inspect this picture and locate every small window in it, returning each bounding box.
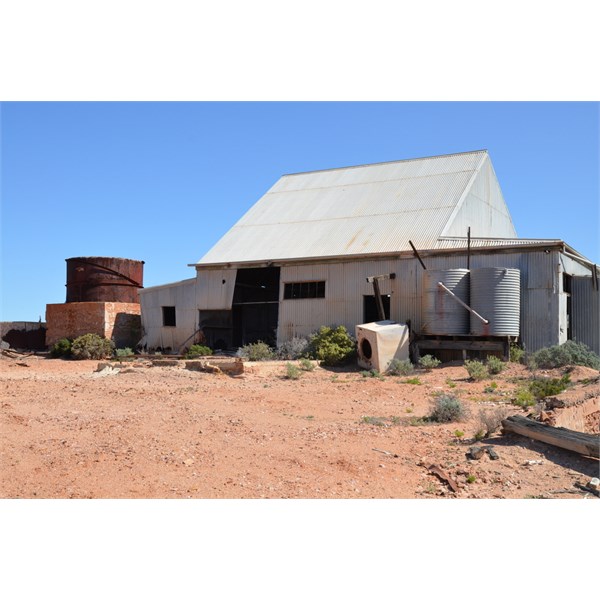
[162,306,176,327]
[284,281,325,300]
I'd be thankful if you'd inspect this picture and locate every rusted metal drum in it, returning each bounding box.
[66,257,144,303]
[422,269,470,335]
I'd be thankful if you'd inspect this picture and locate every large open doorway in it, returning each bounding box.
[232,267,280,347]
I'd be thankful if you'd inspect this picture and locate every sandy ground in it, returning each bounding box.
[1,354,598,499]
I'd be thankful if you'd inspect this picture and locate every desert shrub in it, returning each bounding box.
[298,358,315,371]
[50,338,72,358]
[185,344,213,358]
[238,341,275,361]
[464,359,489,381]
[418,354,441,370]
[512,388,536,407]
[478,407,511,436]
[277,336,310,360]
[361,369,384,379]
[510,343,525,364]
[528,375,570,399]
[306,325,356,366]
[486,355,506,376]
[528,340,600,371]
[387,358,414,376]
[115,347,135,358]
[428,393,468,423]
[71,333,115,360]
[285,363,301,380]
[402,377,422,385]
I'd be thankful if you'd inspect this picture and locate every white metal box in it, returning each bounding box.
[355,320,410,372]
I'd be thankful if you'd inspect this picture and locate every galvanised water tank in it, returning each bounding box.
[422,269,470,335]
[470,267,520,336]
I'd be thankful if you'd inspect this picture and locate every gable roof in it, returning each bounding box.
[194,150,517,266]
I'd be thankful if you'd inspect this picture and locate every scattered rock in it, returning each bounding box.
[524,460,543,466]
[484,446,499,460]
[467,446,485,460]
[587,477,600,491]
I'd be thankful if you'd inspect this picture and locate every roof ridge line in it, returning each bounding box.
[281,149,489,177]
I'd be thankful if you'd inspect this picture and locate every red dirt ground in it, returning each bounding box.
[1,355,598,499]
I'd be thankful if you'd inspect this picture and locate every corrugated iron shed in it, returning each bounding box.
[194,150,517,266]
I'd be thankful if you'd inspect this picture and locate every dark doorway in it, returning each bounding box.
[563,273,572,340]
[232,267,280,347]
[363,294,391,323]
[199,309,233,350]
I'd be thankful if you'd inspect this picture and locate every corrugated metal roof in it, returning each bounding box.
[434,237,563,250]
[196,150,499,265]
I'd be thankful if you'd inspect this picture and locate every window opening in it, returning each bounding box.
[284,281,325,300]
[162,306,176,327]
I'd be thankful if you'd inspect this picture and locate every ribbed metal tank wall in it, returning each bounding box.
[571,277,599,354]
[421,269,470,334]
[66,257,144,303]
[470,268,520,335]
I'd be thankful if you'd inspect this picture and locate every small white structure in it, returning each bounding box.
[356,321,410,371]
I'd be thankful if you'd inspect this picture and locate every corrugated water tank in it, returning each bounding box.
[422,269,470,335]
[470,267,520,336]
[355,321,410,372]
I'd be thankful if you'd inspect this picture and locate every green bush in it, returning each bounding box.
[429,394,469,423]
[512,388,536,407]
[185,344,213,358]
[528,375,570,399]
[402,377,422,385]
[238,341,275,361]
[298,357,315,371]
[387,358,414,376]
[464,359,489,381]
[307,325,356,366]
[50,338,72,358]
[361,369,384,379]
[419,354,441,370]
[71,333,115,360]
[115,347,135,358]
[509,343,525,363]
[486,355,506,375]
[529,341,600,371]
[285,363,301,380]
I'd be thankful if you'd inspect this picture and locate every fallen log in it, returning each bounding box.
[502,415,599,458]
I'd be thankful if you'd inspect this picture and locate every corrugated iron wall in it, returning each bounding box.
[278,250,562,352]
[139,278,198,350]
[572,277,600,353]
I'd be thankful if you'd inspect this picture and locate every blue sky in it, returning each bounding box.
[1,101,598,321]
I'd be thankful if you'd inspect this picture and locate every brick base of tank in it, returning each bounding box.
[45,302,141,349]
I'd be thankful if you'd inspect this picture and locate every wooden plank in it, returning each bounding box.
[428,464,460,493]
[416,340,505,351]
[502,415,600,458]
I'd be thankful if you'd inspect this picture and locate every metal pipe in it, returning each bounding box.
[409,240,427,270]
[437,281,489,324]
[467,227,471,270]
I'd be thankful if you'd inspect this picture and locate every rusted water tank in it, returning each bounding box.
[422,269,470,335]
[65,257,144,303]
[470,267,520,336]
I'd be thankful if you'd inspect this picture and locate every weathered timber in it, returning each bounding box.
[502,415,600,458]
[416,340,505,351]
[428,464,460,493]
